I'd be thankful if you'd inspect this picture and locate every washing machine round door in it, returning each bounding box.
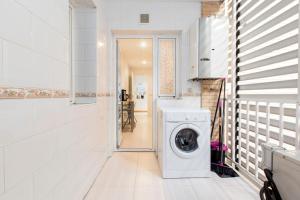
[170,124,202,159]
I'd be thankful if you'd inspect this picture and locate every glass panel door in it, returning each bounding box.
[158,38,176,97]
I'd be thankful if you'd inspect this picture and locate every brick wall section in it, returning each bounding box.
[201,79,223,140]
[200,1,225,140]
[201,1,224,17]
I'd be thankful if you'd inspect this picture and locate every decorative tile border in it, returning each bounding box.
[97,92,112,97]
[75,92,97,98]
[0,87,113,99]
[0,87,69,99]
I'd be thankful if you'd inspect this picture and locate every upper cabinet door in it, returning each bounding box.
[198,18,211,78]
[188,17,228,80]
[210,18,228,78]
[189,19,199,79]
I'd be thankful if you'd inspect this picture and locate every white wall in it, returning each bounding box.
[120,54,130,92]
[73,8,97,95]
[0,0,111,200]
[131,67,153,113]
[103,0,201,96]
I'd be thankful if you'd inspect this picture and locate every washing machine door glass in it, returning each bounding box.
[170,124,203,158]
[175,128,198,153]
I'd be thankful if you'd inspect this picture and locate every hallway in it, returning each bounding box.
[85,152,259,200]
[120,113,153,149]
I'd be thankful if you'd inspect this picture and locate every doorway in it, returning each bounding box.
[117,38,154,150]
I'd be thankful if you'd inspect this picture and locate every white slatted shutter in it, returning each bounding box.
[228,0,299,183]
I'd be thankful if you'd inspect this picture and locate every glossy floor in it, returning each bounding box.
[120,113,152,149]
[85,152,260,200]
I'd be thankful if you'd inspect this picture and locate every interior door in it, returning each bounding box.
[189,19,199,79]
[116,40,122,148]
[198,18,211,78]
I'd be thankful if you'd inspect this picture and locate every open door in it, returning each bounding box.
[116,40,122,148]
[116,38,154,150]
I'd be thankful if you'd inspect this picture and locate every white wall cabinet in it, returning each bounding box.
[189,17,228,79]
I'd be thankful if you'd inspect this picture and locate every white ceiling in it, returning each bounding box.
[119,39,153,69]
[107,0,220,1]
[70,0,96,8]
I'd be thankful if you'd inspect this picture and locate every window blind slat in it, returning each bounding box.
[239,65,297,81]
[239,35,298,61]
[237,0,257,17]
[239,50,298,71]
[239,20,298,52]
[240,0,295,32]
[237,94,297,101]
[239,6,298,41]
[238,80,297,90]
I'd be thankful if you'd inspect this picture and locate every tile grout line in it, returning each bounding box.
[0,39,3,84]
[0,36,68,65]
[132,152,140,200]
[82,156,111,200]
[2,147,5,194]
[13,0,69,40]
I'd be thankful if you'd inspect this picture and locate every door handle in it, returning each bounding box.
[200,58,210,61]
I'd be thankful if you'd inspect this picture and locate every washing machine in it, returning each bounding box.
[157,107,211,178]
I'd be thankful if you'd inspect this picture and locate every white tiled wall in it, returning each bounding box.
[0,99,110,200]
[0,39,3,85]
[0,0,69,89]
[0,0,112,200]
[73,8,97,94]
[0,148,4,195]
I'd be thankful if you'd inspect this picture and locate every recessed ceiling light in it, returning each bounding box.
[142,60,147,65]
[140,41,147,48]
[97,41,104,48]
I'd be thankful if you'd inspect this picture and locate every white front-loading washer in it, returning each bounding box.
[157,107,211,178]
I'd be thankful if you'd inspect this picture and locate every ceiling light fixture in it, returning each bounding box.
[97,41,104,48]
[140,41,147,48]
[142,60,147,65]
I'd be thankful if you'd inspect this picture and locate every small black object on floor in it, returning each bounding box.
[211,163,239,178]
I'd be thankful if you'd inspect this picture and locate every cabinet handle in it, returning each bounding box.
[200,58,210,61]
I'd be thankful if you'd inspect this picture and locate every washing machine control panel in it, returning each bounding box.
[166,112,209,122]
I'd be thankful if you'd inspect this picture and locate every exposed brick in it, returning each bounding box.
[201,1,224,17]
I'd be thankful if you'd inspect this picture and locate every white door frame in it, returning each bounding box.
[112,33,180,152]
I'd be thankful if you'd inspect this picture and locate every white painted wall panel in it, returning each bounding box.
[0,40,3,85]
[0,179,33,200]
[0,100,34,146]
[0,0,111,200]
[5,130,57,189]
[0,0,32,48]
[103,0,201,96]
[2,42,34,88]
[0,148,4,195]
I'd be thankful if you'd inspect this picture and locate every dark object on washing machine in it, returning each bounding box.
[260,169,282,200]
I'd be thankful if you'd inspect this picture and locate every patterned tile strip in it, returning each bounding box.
[0,87,113,99]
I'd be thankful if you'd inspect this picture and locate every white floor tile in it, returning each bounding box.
[163,183,198,200]
[120,113,152,149]
[137,152,159,171]
[85,152,260,200]
[86,187,134,200]
[190,178,231,200]
[135,169,163,188]
[134,187,165,200]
